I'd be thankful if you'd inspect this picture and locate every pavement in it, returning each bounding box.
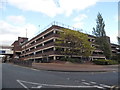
[32,62,119,72]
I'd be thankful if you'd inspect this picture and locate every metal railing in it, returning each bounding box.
[37,21,83,35]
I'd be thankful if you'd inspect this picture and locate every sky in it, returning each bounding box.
[0,0,119,46]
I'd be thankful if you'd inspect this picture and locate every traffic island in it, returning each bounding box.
[32,62,118,72]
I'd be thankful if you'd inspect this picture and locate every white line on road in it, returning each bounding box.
[75,80,79,82]
[82,82,91,85]
[90,81,97,84]
[16,79,105,89]
[32,86,42,88]
[81,80,112,89]
[66,78,70,80]
[81,79,86,82]
[31,69,39,71]
[99,84,111,88]
[17,80,29,90]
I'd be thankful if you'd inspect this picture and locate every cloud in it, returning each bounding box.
[6,15,26,24]
[59,0,98,16]
[0,0,7,9]
[73,14,87,22]
[7,0,98,17]
[106,29,118,44]
[7,0,62,17]
[73,14,88,28]
[73,22,84,28]
[118,29,120,37]
[0,20,37,45]
[99,0,119,2]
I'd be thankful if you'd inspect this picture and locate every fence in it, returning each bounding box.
[37,21,84,35]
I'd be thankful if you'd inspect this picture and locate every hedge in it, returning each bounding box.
[92,59,118,65]
[60,57,82,63]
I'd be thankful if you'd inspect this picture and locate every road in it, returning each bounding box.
[2,63,119,90]
[0,63,2,90]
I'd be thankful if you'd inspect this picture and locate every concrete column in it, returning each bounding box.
[42,50,43,53]
[53,38,56,42]
[53,56,56,60]
[42,43,44,46]
[53,47,56,51]
[53,30,56,34]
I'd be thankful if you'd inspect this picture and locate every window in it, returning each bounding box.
[0,50,5,54]
[22,51,25,54]
[55,30,60,34]
[30,47,34,50]
[36,51,42,54]
[91,39,95,42]
[43,47,54,52]
[88,39,91,42]
[36,37,42,42]
[29,53,34,56]
[36,44,42,48]
[26,49,29,52]
[44,31,54,38]
[44,39,54,45]
[30,41,35,45]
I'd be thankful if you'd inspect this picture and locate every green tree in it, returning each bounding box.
[92,12,112,59]
[56,28,94,60]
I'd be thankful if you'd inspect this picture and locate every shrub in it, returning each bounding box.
[67,58,82,63]
[60,57,67,61]
[60,57,82,63]
[92,59,118,65]
[107,60,118,65]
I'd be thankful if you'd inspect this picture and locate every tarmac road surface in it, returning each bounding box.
[2,63,119,90]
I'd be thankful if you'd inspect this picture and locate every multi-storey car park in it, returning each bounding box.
[11,22,120,63]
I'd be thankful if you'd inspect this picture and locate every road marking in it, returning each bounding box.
[17,80,29,90]
[99,84,111,88]
[90,81,97,84]
[75,80,79,82]
[66,78,70,80]
[81,80,112,89]
[31,69,39,71]
[32,86,42,88]
[81,79,86,82]
[16,79,105,89]
[82,82,91,85]
[112,71,117,73]
[93,85,104,89]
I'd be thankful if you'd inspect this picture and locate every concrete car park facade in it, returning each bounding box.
[10,22,120,62]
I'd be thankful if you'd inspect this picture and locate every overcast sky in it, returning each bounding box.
[0,0,119,46]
